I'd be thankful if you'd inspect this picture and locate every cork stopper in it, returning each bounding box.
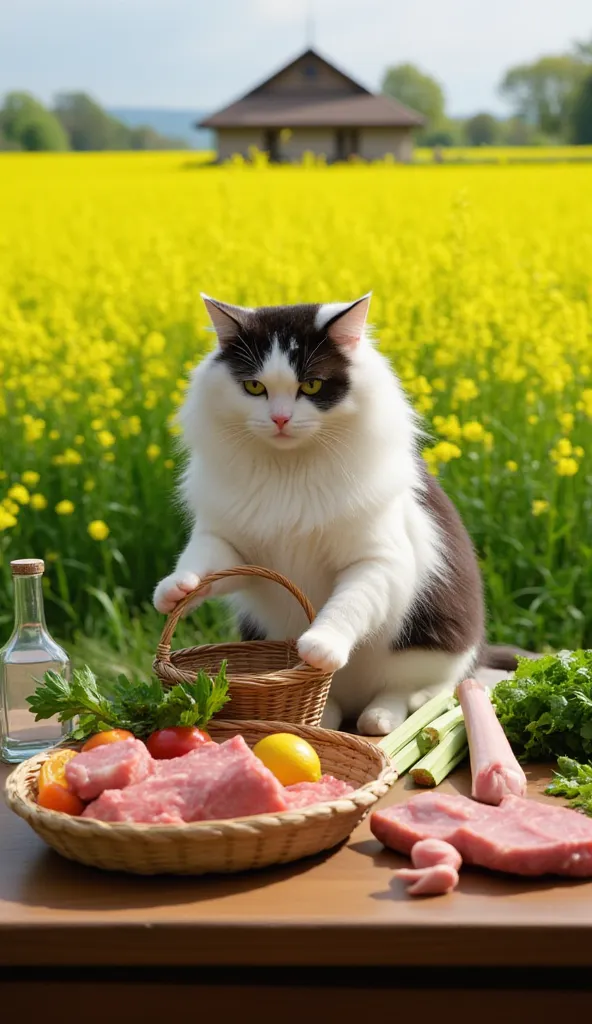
[11,558,45,576]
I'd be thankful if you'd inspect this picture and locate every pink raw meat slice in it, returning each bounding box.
[370,791,592,877]
[83,735,288,824]
[284,774,355,809]
[66,738,153,801]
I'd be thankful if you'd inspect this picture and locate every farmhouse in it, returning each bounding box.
[198,47,424,163]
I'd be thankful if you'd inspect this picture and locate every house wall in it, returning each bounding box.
[217,128,264,161]
[279,128,335,161]
[358,127,414,162]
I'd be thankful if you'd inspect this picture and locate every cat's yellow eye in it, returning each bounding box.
[300,379,323,396]
[243,380,266,396]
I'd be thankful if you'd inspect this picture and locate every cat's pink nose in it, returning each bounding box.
[271,414,291,431]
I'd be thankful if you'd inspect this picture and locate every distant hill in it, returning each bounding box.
[109,108,214,150]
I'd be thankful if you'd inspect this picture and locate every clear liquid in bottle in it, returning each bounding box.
[1,558,71,763]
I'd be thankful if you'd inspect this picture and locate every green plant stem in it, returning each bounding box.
[410,723,468,787]
[377,692,458,758]
[418,705,465,754]
[390,738,423,776]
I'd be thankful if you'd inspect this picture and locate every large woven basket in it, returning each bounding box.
[152,566,333,727]
[4,721,396,875]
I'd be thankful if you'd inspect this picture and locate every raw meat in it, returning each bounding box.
[83,735,288,824]
[284,775,355,809]
[393,838,462,897]
[66,738,153,801]
[394,864,459,896]
[370,791,592,877]
[456,677,526,804]
[410,838,462,871]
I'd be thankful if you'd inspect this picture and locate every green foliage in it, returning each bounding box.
[381,62,445,133]
[53,92,185,151]
[499,55,587,139]
[492,650,592,761]
[1,92,69,152]
[464,113,500,146]
[27,662,230,740]
[546,756,592,815]
[570,74,592,144]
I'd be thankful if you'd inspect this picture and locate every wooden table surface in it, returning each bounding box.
[2,757,592,971]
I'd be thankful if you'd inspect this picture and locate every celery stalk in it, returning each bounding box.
[417,705,465,755]
[410,723,468,787]
[377,691,458,759]
[390,738,423,776]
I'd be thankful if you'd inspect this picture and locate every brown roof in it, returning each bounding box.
[198,48,425,130]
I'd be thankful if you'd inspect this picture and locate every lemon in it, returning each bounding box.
[252,733,322,786]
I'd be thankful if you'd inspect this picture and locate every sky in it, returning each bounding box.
[1,0,591,116]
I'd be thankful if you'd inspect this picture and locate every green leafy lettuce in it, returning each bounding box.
[491,649,592,761]
[27,662,230,740]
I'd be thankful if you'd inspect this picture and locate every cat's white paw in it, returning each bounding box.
[297,627,350,673]
[153,572,208,615]
[356,706,404,737]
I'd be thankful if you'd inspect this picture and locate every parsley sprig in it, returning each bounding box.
[27,662,230,741]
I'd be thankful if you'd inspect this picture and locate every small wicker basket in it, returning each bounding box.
[5,721,396,875]
[152,566,332,727]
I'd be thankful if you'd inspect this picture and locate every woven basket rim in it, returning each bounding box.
[5,722,396,840]
[154,643,331,689]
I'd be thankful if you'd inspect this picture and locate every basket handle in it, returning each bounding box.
[155,565,316,663]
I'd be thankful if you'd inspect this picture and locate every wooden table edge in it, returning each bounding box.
[2,919,592,967]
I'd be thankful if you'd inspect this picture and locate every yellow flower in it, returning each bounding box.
[556,457,578,477]
[53,447,83,466]
[88,519,109,541]
[428,441,462,464]
[505,460,518,472]
[556,437,572,456]
[24,418,46,443]
[526,391,536,405]
[127,415,142,436]
[2,499,19,515]
[483,431,494,452]
[0,507,17,531]
[432,378,446,392]
[433,413,462,442]
[146,443,161,461]
[74,434,85,445]
[102,452,116,463]
[8,483,30,505]
[49,429,60,440]
[477,369,489,382]
[91,418,104,430]
[30,493,48,510]
[84,479,96,492]
[574,445,585,458]
[97,430,116,448]
[21,470,40,487]
[462,420,485,443]
[452,378,480,403]
[164,458,174,469]
[415,394,434,414]
[55,499,75,516]
[528,414,539,425]
[558,411,574,433]
[532,499,549,517]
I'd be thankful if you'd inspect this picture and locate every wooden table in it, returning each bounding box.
[2,759,592,1020]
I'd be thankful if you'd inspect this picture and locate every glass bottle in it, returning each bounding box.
[0,558,71,763]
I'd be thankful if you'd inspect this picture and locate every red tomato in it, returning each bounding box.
[81,729,135,752]
[146,726,212,760]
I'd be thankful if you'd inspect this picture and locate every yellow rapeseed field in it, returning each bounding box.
[1,152,591,651]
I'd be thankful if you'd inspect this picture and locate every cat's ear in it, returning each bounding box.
[201,294,251,347]
[319,293,372,350]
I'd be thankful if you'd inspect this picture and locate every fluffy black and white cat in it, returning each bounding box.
[154,293,507,735]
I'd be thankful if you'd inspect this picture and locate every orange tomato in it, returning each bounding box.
[37,749,85,816]
[81,728,134,752]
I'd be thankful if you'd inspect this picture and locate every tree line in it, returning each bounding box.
[382,35,592,146]
[0,92,187,152]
